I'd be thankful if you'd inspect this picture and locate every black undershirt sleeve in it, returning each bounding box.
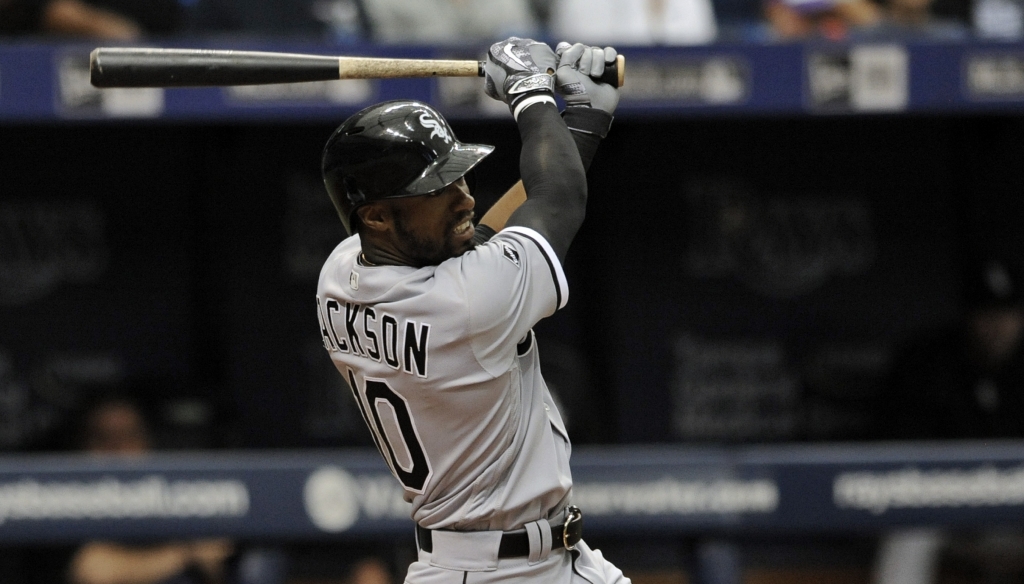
[472,106,613,250]
[471,224,497,247]
[562,106,614,172]
[505,103,587,263]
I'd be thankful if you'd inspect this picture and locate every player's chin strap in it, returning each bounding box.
[415,505,584,564]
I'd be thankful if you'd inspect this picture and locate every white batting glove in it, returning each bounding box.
[483,37,557,120]
[554,42,619,115]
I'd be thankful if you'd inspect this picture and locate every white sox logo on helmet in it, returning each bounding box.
[418,113,452,144]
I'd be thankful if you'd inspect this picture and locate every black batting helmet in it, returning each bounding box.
[322,100,494,235]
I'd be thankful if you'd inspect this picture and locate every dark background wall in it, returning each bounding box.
[1,115,1021,451]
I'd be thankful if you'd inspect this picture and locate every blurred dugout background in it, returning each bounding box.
[3,0,1024,583]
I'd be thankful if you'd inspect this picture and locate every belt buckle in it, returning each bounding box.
[562,505,583,551]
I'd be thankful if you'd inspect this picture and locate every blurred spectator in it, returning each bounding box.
[973,0,1024,38]
[359,0,537,43]
[189,0,542,43]
[871,0,970,38]
[13,387,392,584]
[345,559,391,584]
[187,0,344,39]
[78,397,152,454]
[310,0,370,41]
[882,255,1024,440]
[550,0,718,45]
[873,253,1024,584]
[68,395,242,584]
[763,0,881,39]
[0,0,182,38]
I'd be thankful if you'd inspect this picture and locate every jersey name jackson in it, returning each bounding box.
[315,297,430,378]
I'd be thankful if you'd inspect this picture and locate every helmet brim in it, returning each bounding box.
[397,141,495,197]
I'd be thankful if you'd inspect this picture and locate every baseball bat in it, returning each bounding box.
[89,48,625,89]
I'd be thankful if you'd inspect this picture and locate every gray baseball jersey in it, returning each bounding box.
[316,225,573,532]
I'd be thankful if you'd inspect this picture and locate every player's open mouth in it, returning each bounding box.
[453,218,473,236]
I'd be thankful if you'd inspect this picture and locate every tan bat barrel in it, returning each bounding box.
[337,57,481,80]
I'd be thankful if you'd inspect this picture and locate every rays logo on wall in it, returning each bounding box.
[0,202,108,306]
[683,179,876,298]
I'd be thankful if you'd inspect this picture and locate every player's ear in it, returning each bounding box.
[356,203,390,233]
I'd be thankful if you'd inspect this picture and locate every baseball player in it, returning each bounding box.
[316,37,628,583]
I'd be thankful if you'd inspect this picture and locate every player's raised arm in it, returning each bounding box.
[557,42,618,174]
[482,38,583,263]
[476,180,527,237]
[479,40,618,259]
[477,42,617,235]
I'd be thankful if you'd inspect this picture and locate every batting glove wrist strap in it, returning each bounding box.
[506,72,555,120]
[513,94,556,120]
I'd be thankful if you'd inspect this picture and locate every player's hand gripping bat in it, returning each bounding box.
[89,48,625,89]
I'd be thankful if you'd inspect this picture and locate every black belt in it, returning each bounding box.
[416,506,583,559]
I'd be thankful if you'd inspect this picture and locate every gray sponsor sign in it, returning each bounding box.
[618,57,749,105]
[807,45,909,112]
[1,444,1023,542]
[964,53,1024,99]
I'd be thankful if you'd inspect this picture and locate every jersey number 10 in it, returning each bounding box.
[347,371,432,492]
